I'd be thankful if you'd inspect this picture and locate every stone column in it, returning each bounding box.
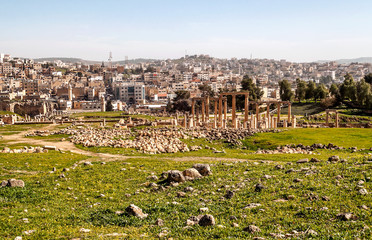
[266,104,270,128]
[277,103,281,122]
[232,94,237,128]
[218,96,223,127]
[325,111,329,126]
[222,118,226,128]
[270,114,274,128]
[214,100,218,128]
[287,103,291,123]
[244,94,249,123]
[196,108,200,123]
[201,100,205,123]
[224,99,227,120]
[255,103,259,125]
[205,96,210,122]
[273,117,277,128]
[292,115,296,128]
[335,112,339,128]
[191,99,195,120]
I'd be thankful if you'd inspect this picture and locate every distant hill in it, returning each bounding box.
[33,57,158,65]
[317,57,372,64]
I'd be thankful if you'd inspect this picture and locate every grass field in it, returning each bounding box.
[0,123,371,239]
[0,153,371,239]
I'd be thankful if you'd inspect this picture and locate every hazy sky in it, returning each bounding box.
[1,0,371,62]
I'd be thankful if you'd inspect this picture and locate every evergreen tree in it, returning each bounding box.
[339,73,357,101]
[106,100,113,111]
[305,81,316,101]
[295,78,306,102]
[279,79,294,101]
[241,76,263,101]
[314,84,328,102]
[356,79,371,107]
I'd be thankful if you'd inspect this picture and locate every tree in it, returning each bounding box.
[198,83,214,97]
[174,90,190,102]
[295,78,307,102]
[339,73,357,101]
[314,84,328,102]
[279,79,294,101]
[320,76,333,85]
[356,79,372,107]
[106,100,113,112]
[305,81,316,101]
[170,90,191,112]
[241,76,263,101]
[363,73,372,84]
[329,83,339,97]
[144,66,156,73]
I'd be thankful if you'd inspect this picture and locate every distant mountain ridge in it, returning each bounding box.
[33,57,157,65]
[317,57,372,64]
[33,56,372,65]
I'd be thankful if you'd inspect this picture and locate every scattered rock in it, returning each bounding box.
[307,229,318,236]
[244,225,261,233]
[310,158,320,162]
[275,165,284,170]
[199,207,209,212]
[193,164,212,176]
[182,168,202,180]
[359,188,368,195]
[125,204,148,219]
[255,184,265,192]
[198,214,215,226]
[167,170,185,183]
[297,158,309,164]
[336,212,357,221]
[184,186,194,192]
[177,191,186,198]
[224,190,234,199]
[328,155,340,162]
[154,218,164,226]
[322,196,330,201]
[7,179,25,188]
[243,203,262,209]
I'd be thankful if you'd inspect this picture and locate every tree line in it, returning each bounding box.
[279,73,372,109]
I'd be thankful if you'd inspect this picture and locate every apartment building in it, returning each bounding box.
[22,79,39,95]
[113,81,145,104]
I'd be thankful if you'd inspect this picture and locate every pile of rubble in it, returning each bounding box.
[69,127,190,154]
[187,128,281,146]
[1,146,48,154]
[253,142,371,155]
[254,146,315,155]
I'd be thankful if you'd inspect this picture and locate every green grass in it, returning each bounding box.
[0,153,371,239]
[73,128,372,161]
[244,128,372,149]
[0,124,47,135]
[0,124,371,239]
[26,134,71,142]
[281,102,325,116]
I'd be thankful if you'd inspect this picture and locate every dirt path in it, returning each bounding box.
[1,124,263,164]
[1,124,132,162]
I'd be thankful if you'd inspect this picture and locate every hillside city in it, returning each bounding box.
[1,53,371,118]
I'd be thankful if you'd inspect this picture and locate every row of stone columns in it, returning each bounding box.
[188,96,293,129]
